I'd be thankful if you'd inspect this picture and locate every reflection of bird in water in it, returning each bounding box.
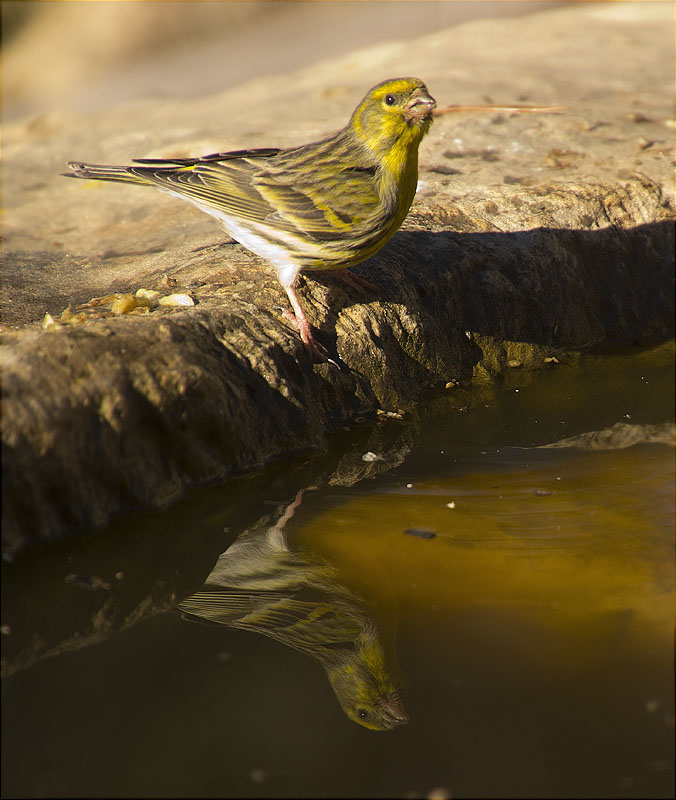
[178,490,407,730]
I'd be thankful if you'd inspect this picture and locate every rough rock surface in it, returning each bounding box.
[2,2,674,556]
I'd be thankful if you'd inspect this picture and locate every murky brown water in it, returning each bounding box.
[2,343,674,798]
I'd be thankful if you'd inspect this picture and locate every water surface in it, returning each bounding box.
[2,343,674,798]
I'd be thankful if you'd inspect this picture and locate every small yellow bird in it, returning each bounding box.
[65,77,436,358]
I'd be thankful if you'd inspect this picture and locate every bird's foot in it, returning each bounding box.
[281,309,328,361]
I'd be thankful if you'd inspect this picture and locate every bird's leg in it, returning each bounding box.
[330,268,379,293]
[283,284,327,361]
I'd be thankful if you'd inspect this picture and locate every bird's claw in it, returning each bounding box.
[282,309,329,362]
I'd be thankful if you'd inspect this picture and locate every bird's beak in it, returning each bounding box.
[380,696,410,728]
[405,90,437,122]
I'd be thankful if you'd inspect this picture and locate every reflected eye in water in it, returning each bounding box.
[178,489,407,731]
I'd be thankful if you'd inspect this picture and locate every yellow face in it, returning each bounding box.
[349,77,436,157]
[369,77,437,125]
[328,662,409,731]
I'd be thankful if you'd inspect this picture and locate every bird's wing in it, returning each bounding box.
[130,141,383,241]
[178,589,362,652]
[128,154,277,224]
[178,589,282,624]
[254,162,382,240]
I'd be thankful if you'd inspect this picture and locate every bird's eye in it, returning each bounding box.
[385,94,396,106]
[358,708,369,719]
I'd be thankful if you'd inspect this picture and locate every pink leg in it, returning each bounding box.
[284,284,327,361]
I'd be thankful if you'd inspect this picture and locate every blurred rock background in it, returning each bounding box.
[3,0,563,120]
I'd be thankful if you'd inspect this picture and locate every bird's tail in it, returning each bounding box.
[63,161,152,186]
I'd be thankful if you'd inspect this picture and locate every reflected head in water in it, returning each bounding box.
[324,631,408,730]
[178,489,407,730]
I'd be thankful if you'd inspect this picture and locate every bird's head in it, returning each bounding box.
[326,639,409,731]
[348,77,436,160]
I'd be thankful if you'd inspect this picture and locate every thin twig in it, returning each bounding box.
[433,104,567,116]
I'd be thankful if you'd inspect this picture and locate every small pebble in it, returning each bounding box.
[132,295,152,309]
[135,288,160,302]
[111,294,137,315]
[158,293,194,307]
[404,528,436,540]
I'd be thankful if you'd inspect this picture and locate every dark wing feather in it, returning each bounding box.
[132,147,282,166]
